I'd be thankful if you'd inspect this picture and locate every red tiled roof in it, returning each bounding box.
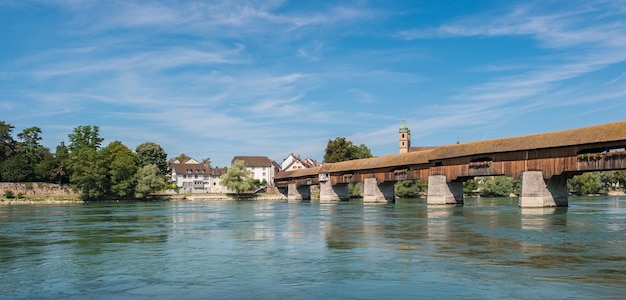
[232,156,274,167]
[172,162,227,176]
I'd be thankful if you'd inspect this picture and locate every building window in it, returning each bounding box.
[183,175,186,179]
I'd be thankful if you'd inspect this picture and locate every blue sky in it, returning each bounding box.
[1,1,625,167]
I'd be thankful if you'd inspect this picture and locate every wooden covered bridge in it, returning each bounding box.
[274,121,626,207]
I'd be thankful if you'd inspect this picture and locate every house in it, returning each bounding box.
[170,158,229,193]
[280,153,320,171]
[231,156,277,186]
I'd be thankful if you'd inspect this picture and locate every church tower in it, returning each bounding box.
[399,119,411,153]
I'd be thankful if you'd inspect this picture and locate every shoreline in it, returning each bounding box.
[0,193,288,205]
[2,192,623,205]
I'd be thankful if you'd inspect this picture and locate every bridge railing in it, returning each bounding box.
[577,153,626,171]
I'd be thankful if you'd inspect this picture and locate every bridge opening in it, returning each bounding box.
[469,157,493,169]
[470,157,493,163]
[577,146,626,155]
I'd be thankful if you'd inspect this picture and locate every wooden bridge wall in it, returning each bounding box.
[276,141,626,185]
[431,141,626,182]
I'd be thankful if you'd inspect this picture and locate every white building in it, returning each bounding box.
[280,153,320,171]
[231,156,277,186]
[170,158,229,193]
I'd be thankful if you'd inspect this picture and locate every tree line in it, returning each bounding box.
[0,121,168,200]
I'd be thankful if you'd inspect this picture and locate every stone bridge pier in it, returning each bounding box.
[363,178,395,203]
[519,171,568,207]
[319,181,349,202]
[287,183,311,201]
[426,175,464,205]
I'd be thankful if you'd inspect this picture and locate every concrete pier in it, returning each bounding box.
[427,175,464,205]
[519,171,568,207]
[319,181,349,202]
[287,183,310,201]
[363,178,395,203]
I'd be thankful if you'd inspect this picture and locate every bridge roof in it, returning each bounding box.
[428,120,626,160]
[319,150,433,173]
[275,121,626,179]
[274,165,323,179]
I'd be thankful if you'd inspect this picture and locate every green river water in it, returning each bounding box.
[1,196,625,299]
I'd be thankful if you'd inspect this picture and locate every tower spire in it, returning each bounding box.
[399,119,411,153]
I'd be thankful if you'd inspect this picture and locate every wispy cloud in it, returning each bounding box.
[3,1,626,165]
[391,1,626,141]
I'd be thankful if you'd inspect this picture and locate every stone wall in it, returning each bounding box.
[0,182,75,196]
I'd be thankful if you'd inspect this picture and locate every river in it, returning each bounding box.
[1,196,625,299]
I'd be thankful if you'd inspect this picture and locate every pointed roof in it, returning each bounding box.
[399,119,409,131]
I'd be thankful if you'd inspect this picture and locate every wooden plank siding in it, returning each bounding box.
[276,153,626,185]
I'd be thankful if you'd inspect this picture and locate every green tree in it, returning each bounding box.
[201,157,211,167]
[52,142,70,184]
[480,176,517,197]
[16,126,52,181]
[463,178,479,195]
[134,164,164,199]
[135,142,168,176]
[68,125,104,152]
[66,126,108,200]
[220,160,259,194]
[0,154,30,182]
[323,137,373,163]
[351,144,373,160]
[68,148,109,200]
[102,141,139,199]
[395,180,427,198]
[349,182,363,198]
[0,121,16,162]
[17,126,44,154]
[0,121,17,181]
[174,153,191,162]
[568,172,606,195]
[614,171,626,189]
[35,151,56,182]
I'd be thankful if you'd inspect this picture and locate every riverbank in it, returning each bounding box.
[183,193,287,201]
[0,193,287,205]
[0,195,84,205]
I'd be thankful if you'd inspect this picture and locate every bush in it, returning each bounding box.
[16,192,24,199]
[395,180,427,198]
[4,190,15,198]
[568,172,606,195]
[479,176,518,197]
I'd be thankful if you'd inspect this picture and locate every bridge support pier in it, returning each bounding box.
[363,178,395,203]
[519,171,568,207]
[427,175,464,205]
[319,181,349,202]
[287,183,310,201]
